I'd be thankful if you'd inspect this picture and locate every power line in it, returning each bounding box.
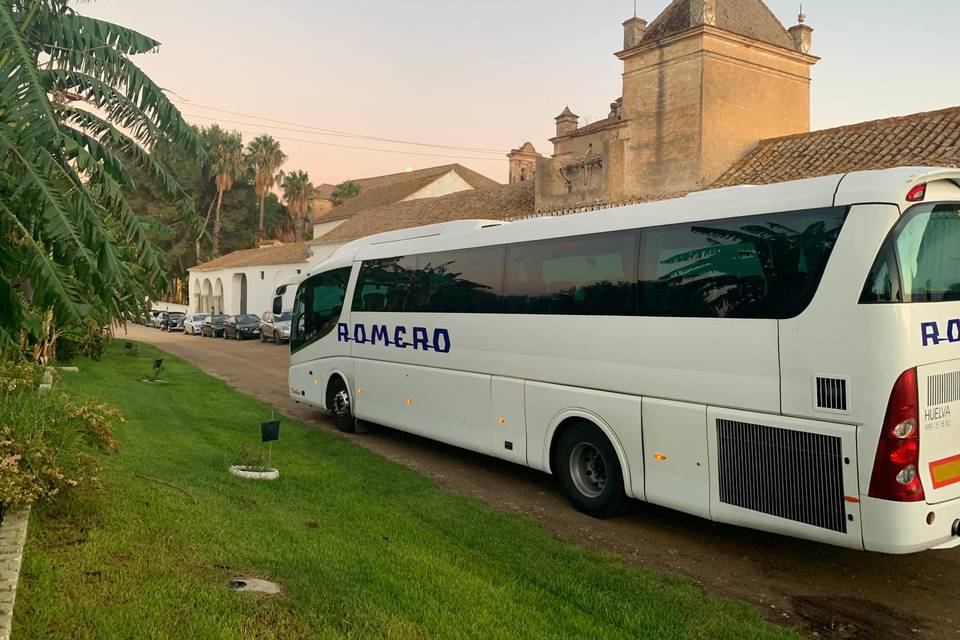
[215,125,503,162]
[170,97,507,155]
[180,112,506,159]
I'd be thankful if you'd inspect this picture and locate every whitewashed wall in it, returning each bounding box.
[188,262,308,318]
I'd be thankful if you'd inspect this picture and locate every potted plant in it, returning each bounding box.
[229,447,279,481]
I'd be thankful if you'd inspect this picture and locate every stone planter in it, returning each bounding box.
[0,505,30,640]
[229,466,279,481]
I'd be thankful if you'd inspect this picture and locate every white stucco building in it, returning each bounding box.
[188,242,311,316]
[187,164,502,317]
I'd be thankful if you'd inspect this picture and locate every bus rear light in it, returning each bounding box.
[892,419,917,439]
[896,464,918,485]
[869,368,926,502]
[906,183,927,202]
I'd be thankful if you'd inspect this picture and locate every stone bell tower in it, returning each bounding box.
[615,0,819,196]
[507,142,541,184]
[534,0,819,212]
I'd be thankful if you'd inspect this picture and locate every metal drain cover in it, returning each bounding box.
[228,577,281,594]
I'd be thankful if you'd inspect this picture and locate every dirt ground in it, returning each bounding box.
[124,323,959,639]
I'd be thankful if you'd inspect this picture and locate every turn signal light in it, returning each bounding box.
[906,183,927,202]
[869,368,925,502]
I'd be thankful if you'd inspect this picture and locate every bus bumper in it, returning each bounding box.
[861,495,960,554]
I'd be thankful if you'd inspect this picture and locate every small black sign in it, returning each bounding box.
[153,358,164,370]
[261,420,280,443]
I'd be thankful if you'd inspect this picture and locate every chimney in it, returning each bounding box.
[690,0,717,27]
[555,106,579,137]
[788,10,813,54]
[622,16,647,50]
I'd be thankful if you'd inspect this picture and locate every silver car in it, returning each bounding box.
[259,310,292,344]
[184,313,208,335]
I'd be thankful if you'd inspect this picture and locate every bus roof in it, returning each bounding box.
[300,166,960,269]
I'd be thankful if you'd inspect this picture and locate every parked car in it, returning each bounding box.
[200,314,228,337]
[223,314,261,340]
[160,312,185,332]
[259,310,292,344]
[184,313,208,335]
[148,309,164,328]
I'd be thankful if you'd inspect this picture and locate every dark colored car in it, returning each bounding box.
[223,314,261,340]
[200,314,228,337]
[259,310,292,344]
[159,312,185,332]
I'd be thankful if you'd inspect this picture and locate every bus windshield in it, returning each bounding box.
[862,203,960,303]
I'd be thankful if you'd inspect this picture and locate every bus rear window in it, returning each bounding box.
[862,203,960,303]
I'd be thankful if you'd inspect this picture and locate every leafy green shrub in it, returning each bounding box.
[0,361,124,506]
[0,360,44,393]
[57,323,109,362]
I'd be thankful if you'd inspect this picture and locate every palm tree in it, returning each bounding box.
[0,1,202,352]
[331,181,362,206]
[208,132,245,256]
[246,135,286,242]
[280,170,315,241]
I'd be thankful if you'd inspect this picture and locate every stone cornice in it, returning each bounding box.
[616,24,819,65]
[549,118,628,144]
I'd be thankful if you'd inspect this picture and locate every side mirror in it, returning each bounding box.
[272,295,282,315]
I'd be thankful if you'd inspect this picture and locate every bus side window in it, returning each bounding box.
[291,267,351,353]
[503,231,638,315]
[637,207,847,319]
[861,242,902,303]
[352,257,419,312]
[414,245,504,313]
[860,203,960,304]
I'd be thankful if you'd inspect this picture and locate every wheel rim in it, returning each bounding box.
[332,388,351,420]
[569,442,607,498]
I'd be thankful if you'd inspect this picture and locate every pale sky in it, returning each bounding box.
[79,0,960,185]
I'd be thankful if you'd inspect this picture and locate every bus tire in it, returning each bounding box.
[554,421,627,519]
[327,377,357,434]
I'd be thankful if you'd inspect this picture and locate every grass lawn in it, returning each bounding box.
[14,341,796,639]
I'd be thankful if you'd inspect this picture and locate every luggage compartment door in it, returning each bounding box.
[642,398,710,519]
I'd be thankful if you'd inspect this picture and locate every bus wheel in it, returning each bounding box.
[555,421,626,519]
[328,378,357,434]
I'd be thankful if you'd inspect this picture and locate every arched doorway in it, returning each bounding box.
[213,278,224,314]
[232,273,247,314]
[201,279,213,313]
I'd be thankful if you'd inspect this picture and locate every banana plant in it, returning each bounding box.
[0,0,203,353]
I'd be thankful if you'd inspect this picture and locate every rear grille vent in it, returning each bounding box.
[814,376,849,413]
[717,419,847,533]
[928,371,960,406]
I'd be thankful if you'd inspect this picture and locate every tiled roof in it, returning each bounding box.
[713,106,960,188]
[318,164,501,223]
[316,182,534,243]
[313,184,336,199]
[191,242,311,272]
[642,0,794,50]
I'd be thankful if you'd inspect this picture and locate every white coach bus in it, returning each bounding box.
[288,167,960,554]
